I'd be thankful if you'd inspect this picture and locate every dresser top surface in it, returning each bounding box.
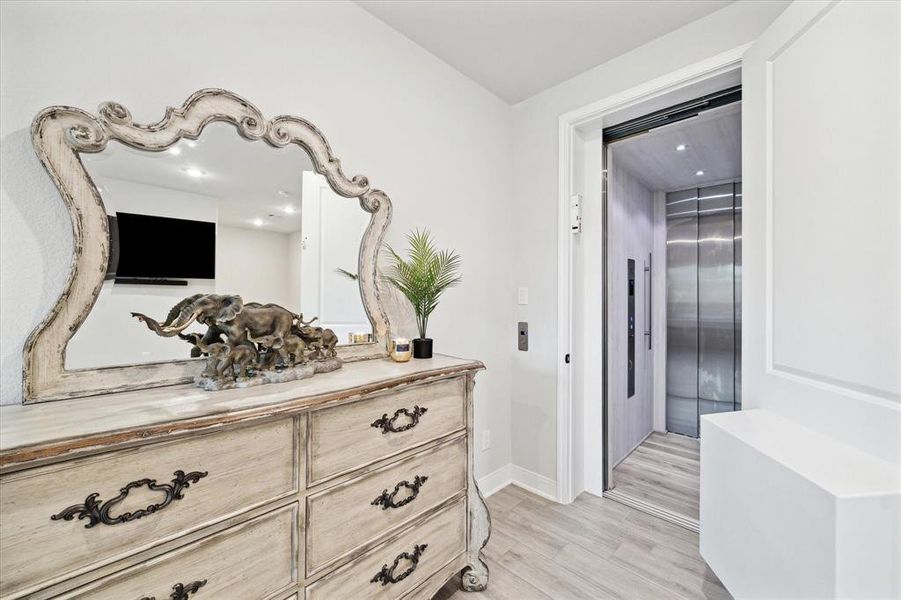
[0,354,482,469]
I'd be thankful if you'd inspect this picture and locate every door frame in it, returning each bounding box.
[555,44,749,503]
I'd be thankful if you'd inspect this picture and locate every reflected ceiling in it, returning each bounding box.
[609,103,741,192]
[83,123,315,233]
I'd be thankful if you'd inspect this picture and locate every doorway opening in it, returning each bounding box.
[602,86,742,530]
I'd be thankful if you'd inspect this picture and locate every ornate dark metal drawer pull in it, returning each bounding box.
[140,579,207,600]
[371,475,429,510]
[51,470,208,528]
[370,406,428,433]
[370,543,428,586]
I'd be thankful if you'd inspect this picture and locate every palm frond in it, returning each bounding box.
[382,229,462,339]
[335,267,358,281]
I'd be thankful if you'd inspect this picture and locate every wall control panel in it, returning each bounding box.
[628,259,636,397]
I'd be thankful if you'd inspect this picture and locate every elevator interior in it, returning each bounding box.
[602,88,742,524]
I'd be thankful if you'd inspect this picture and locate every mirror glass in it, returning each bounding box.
[66,123,372,369]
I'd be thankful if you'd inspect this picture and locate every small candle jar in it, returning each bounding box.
[349,331,372,344]
[389,338,412,362]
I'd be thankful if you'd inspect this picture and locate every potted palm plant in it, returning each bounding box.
[383,229,462,359]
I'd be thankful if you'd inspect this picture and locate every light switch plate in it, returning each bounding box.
[517,287,529,305]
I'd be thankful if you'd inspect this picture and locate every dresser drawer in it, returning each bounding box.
[60,504,297,599]
[308,378,465,483]
[0,419,296,598]
[306,437,466,574]
[306,499,466,600]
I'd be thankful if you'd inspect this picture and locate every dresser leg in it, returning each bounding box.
[463,374,491,592]
[461,557,489,592]
[462,483,491,591]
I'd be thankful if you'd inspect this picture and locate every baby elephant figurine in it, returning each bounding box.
[185,333,256,381]
[296,326,339,360]
[249,333,281,370]
[281,334,309,366]
[249,332,308,368]
[221,344,258,380]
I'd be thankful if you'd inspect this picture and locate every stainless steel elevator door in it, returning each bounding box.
[698,183,736,417]
[665,183,742,438]
[665,189,700,437]
[734,183,742,410]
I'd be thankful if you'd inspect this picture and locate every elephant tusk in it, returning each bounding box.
[161,311,199,334]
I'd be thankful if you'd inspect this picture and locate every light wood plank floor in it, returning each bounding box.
[435,484,730,600]
[612,431,700,521]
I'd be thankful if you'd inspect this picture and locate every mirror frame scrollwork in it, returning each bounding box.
[25,89,392,403]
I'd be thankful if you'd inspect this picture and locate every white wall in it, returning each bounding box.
[510,0,789,481]
[299,171,371,343]
[0,0,514,479]
[216,225,291,309]
[287,231,303,316]
[606,155,654,467]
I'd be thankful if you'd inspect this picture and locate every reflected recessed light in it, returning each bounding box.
[695,170,705,176]
[168,147,182,156]
[676,144,687,152]
[182,167,205,178]
[186,141,197,148]
[253,218,264,227]
[283,205,296,214]
[277,190,292,197]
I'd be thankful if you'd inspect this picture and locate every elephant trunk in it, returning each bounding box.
[132,310,201,337]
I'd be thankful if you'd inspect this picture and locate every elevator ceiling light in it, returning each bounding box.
[168,147,182,156]
[695,170,705,176]
[283,205,296,214]
[253,218,264,227]
[676,144,687,151]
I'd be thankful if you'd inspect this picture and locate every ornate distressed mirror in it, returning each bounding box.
[25,89,391,403]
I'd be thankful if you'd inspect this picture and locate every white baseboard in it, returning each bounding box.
[509,465,558,501]
[477,464,512,498]
[477,463,558,502]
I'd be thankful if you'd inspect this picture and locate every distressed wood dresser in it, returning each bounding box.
[0,355,489,599]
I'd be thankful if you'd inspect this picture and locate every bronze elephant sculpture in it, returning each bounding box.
[133,294,297,348]
[134,295,341,390]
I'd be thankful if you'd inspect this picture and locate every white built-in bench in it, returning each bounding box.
[700,409,900,599]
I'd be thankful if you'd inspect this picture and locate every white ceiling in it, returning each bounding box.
[610,102,741,192]
[356,0,734,103]
[83,123,314,233]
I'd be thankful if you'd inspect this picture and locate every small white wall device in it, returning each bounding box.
[570,194,582,234]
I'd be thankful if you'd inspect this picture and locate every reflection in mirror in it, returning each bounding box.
[66,123,372,370]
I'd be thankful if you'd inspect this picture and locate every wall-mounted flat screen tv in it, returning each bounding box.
[110,212,216,281]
